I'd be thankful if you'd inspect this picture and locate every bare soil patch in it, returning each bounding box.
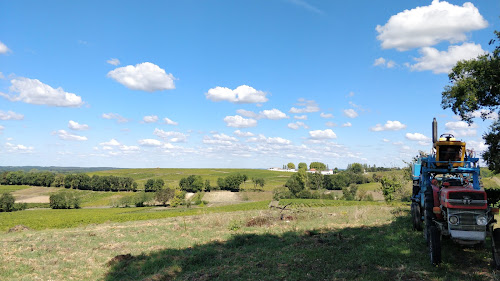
[203,191,242,205]
[12,186,57,203]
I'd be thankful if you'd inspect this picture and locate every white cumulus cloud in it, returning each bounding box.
[107,58,121,66]
[68,120,89,131]
[288,121,309,130]
[100,139,121,146]
[289,99,320,113]
[224,115,257,128]
[102,113,129,123]
[374,57,396,68]
[309,129,337,139]
[342,122,352,127]
[405,132,430,141]
[205,85,268,104]
[0,41,10,54]
[320,113,334,119]
[343,109,358,118]
[234,130,254,137]
[445,121,478,130]
[0,110,24,120]
[143,115,158,123]
[54,130,88,141]
[138,139,162,146]
[260,109,288,120]
[1,77,84,107]
[107,62,175,92]
[376,0,488,51]
[248,134,291,145]
[410,43,486,74]
[371,120,407,131]
[153,128,187,143]
[5,142,34,153]
[294,115,308,120]
[163,117,178,125]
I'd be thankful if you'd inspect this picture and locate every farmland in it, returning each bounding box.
[2,201,499,280]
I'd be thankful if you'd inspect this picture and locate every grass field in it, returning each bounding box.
[2,201,499,280]
[89,168,294,190]
[0,201,271,231]
[0,185,32,193]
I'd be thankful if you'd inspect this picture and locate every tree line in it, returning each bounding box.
[0,171,138,192]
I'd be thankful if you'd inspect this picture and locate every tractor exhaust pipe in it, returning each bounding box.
[432,118,438,147]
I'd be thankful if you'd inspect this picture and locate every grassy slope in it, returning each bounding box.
[0,185,31,193]
[0,201,271,231]
[89,168,294,190]
[2,203,497,280]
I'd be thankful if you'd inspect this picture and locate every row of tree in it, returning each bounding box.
[177,174,265,193]
[0,170,138,192]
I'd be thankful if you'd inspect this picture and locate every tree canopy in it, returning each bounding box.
[441,31,500,123]
[441,31,500,173]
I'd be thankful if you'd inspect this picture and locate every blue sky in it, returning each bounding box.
[0,0,499,169]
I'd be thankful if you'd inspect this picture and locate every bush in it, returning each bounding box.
[49,191,80,209]
[155,188,175,206]
[134,192,154,207]
[0,193,15,212]
[342,184,358,201]
[273,186,293,200]
[170,190,186,207]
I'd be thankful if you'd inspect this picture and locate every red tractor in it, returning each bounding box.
[411,118,500,266]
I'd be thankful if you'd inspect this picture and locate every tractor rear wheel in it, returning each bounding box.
[491,229,500,269]
[411,202,423,231]
[429,225,442,265]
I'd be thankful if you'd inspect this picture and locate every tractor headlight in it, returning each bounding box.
[449,215,459,225]
[476,216,488,226]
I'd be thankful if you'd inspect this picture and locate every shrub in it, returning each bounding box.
[49,191,80,209]
[134,192,154,207]
[342,184,358,201]
[170,190,185,207]
[155,188,175,206]
[0,193,15,212]
[273,186,293,200]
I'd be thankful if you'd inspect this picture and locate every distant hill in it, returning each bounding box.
[0,166,120,174]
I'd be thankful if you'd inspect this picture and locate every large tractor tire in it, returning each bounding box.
[411,202,423,231]
[492,228,500,269]
[429,225,442,265]
[423,191,434,244]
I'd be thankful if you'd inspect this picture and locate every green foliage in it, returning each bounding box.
[342,184,358,201]
[441,31,500,172]
[134,192,154,207]
[170,190,186,207]
[309,162,326,171]
[0,201,271,231]
[285,173,305,196]
[298,162,307,170]
[49,191,81,209]
[272,186,293,200]
[287,162,295,169]
[155,188,175,206]
[252,177,265,189]
[441,31,500,123]
[483,120,500,173]
[0,193,15,212]
[380,176,401,202]
[307,172,323,190]
[179,175,204,192]
[347,163,363,174]
[217,174,247,191]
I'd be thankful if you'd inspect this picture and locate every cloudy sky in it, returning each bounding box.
[0,0,498,169]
